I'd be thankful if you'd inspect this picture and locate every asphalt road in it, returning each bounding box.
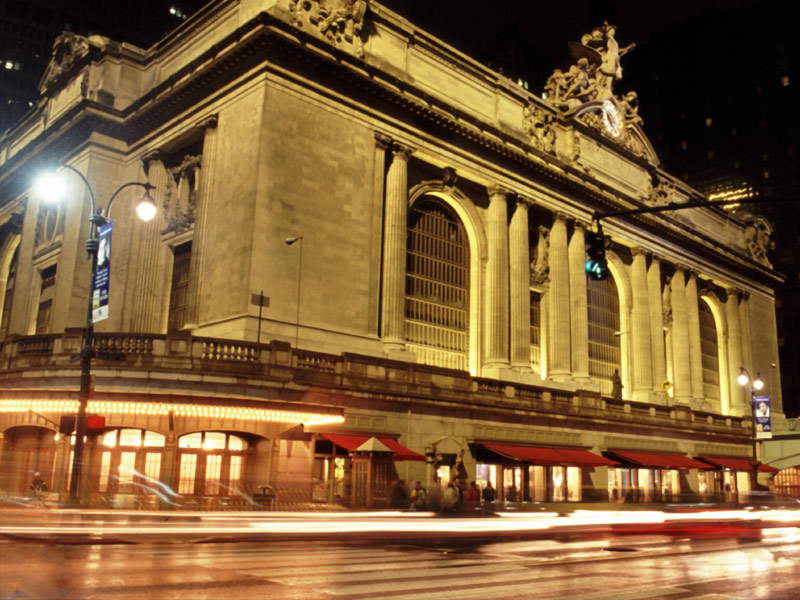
[2,535,800,599]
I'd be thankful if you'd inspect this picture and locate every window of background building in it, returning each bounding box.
[587,277,621,396]
[167,242,192,331]
[35,264,56,334]
[404,199,469,371]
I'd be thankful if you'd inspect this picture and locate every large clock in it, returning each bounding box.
[601,100,621,137]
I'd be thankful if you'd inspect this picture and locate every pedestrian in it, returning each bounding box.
[30,472,47,496]
[507,483,518,503]
[410,480,427,510]
[482,481,496,504]
[465,480,480,513]
[390,479,409,509]
[442,476,461,514]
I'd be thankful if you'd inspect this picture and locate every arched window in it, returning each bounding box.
[177,432,249,497]
[0,247,17,340]
[404,199,469,370]
[96,429,165,497]
[587,277,621,396]
[699,299,721,405]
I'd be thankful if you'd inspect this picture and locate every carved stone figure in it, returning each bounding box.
[662,276,672,325]
[530,225,550,284]
[290,0,369,56]
[38,33,106,95]
[523,104,556,154]
[620,92,643,127]
[744,216,774,267]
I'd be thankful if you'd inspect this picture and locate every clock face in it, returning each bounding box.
[601,100,621,137]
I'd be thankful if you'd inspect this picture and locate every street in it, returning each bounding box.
[3,533,800,599]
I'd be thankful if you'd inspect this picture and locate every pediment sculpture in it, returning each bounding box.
[38,32,108,96]
[538,23,657,163]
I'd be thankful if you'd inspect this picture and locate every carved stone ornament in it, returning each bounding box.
[289,0,369,57]
[662,275,673,326]
[650,174,675,207]
[541,24,655,159]
[523,104,557,155]
[744,215,774,268]
[38,32,108,96]
[530,225,550,285]
[162,154,202,236]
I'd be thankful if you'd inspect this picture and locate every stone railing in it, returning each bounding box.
[0,331,751,439]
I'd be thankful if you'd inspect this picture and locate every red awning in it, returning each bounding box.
[483,444,618,467]
[700,456,781,473]
[609,451,712,470]
[319,434,425,461]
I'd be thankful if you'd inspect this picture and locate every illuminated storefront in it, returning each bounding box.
[606,452,712,503]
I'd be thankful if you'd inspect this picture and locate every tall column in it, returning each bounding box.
[485,186,511,367]
[670,268,692,405]
[685,271,705,405]
[726,289,745,415]
[568,221,589,379]
[368,133,392,336]
[548,213,571,377]
[185,116,218,330]
[509,198,531,369]
[630,247,654,400]
[647,255,667,393]
[132,153,169,332]
[381,143,413,350]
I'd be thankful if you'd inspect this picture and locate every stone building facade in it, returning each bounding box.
[0,1,786,508]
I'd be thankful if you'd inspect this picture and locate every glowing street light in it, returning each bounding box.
[36,164,157,505]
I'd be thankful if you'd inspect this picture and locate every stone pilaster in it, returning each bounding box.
[647,255,667,394]
[185,115,217,331]
[131,153,169,333]
[726,289,745,415]
[685,271,705,405]
[484,185,511,367]
[568,221,589,379]
[548,213,571,377]
[509,198,530,369]
[670,268,692,405]
[630,247,654,400]
[738,291,753,376]
[369,133,392,336]
[381,143,413,350]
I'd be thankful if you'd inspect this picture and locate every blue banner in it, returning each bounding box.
[754,395,772,439]
[92,222,112,323]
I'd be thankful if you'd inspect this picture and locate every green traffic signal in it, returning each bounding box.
[585,225,609,280]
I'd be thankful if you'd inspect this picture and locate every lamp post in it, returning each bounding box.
[285,236,303,349]
[737,366,764,495]
[36,165,157,505]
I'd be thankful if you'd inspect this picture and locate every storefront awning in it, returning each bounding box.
[699,456,781,473]
[482,444,618,467]
[608,451,712,469]
[319,434,425,461]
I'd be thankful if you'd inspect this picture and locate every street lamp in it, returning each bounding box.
[36,164,156,505]
[285,236,303,349]
[737,366,764,494]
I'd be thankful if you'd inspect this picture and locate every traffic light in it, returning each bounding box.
[585,224,609,280]
[59,414,76,435]
[86,414,106,433]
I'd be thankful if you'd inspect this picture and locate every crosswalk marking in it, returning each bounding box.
[366,575,628,600]
[251,563,537,585]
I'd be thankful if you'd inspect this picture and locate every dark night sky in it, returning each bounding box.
[378,0,756,67]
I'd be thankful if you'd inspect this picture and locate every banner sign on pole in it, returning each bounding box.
[754,395,772,439]
[92,222,112,323]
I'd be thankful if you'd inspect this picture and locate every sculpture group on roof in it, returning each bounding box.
[545,22,636,109]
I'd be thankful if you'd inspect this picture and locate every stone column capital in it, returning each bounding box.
[391,142,414,159]
[553,211,569,223]
[374,131,393,149]
[197,114,218,130]
[631,246,648,258]
[516,195,534,208]
[142,151,165,176]
[487,184,514,199]
[572,219,591,232]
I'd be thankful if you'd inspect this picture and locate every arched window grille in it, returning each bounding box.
[587,276,621,395]
[699,299,721,404]
[177,432,248,497]
[404,199,469,371]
